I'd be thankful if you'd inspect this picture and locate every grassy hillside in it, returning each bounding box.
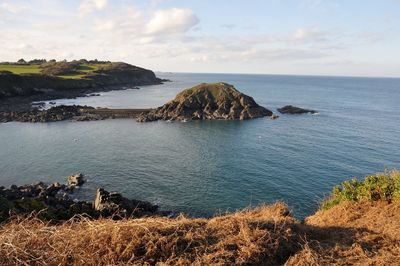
[0,64,41,74]
[0,62,109,79]
[0,61,161,102]
[1,171,399,265]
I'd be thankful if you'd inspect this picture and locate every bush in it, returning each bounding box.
[321,170,400,210]
[40,61,81,76]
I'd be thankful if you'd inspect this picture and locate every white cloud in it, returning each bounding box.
[292,27,326,42]
[78,0,108,17]
[146,8,199,36]
[94,19,115,31]
[0,2,27,14]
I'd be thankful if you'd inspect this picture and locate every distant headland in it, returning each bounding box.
[0,59,166,112]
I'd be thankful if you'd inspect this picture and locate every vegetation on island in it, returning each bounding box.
[1,170,399,265]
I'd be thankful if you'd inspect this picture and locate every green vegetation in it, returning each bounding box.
[176,82,240,102]
[0,64,41,74]
[321,170,400,210]
[0,61,111,79]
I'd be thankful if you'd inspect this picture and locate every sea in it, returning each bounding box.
[1,72,399,219]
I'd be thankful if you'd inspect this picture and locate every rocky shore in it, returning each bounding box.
[137,82,273,122]
[0,173,169,222]
[0,105,151,123]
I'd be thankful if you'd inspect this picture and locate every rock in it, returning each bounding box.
[270,114,279,120]
[94,188,158,217]
[1,177,167,222]
[277,105,317,114]
[46,182,64,196]
[137,82,273,122]
[67,173,85,187]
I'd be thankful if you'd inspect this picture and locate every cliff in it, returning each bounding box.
[0,62,162,99]
[137,82,273,122]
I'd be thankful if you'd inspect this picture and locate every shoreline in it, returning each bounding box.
[0,105,153,123]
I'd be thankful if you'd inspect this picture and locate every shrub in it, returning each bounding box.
[321,170,400,210]
[40,61,81,76]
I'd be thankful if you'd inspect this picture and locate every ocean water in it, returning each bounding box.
[1,73,400,219]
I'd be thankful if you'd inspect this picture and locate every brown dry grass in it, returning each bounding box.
[1,201,399,265]
[0,203,300,266]
[286,200,400,265]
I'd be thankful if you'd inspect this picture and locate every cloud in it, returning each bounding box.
[292,27,326,42]
[78,0,108,17]
[146,8,199,36]
[93,19,115,31]
[0,2,27,14]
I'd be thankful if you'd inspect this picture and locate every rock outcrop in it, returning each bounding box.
[67,173,85,187]
[0,105,152,123]
[0,105,99,123]
[0,179,95,222]
[94,188,158,217]
[0,175,160,222]
[277,105,317,114]
[137,83,273,122]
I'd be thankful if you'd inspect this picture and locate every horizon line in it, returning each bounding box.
[154,70,400,80]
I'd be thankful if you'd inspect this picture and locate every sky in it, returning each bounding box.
[0,0,400,77]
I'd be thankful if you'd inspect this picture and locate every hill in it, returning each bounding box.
[0,60,163,111]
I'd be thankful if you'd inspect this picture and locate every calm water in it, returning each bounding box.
[1,73,400,218]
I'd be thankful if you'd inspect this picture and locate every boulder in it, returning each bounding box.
[137,82,272,122]
[277,105,317,114]
[94,188,158,217]
[67,173,85,187]
[270,114,279,120]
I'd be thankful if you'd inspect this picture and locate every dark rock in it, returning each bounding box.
[94,188,158,217]
[67,173,85,187]
[277,105,317,114]
[137,82,272,122]
[270,114,280,120]
[1,176,167,222]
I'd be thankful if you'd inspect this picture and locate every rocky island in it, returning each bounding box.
[137,82,273,122]
[278,105,317,114]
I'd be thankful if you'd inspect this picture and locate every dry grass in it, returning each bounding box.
[286,201,400,265]
[0,203,299,266]
[1,201,399,265]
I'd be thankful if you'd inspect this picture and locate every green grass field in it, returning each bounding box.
[0,63,110,79]
[0,64,41,74]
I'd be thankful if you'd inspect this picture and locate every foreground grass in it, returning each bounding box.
[0,203,299,265]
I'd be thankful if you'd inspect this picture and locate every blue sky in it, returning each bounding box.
[1,0,400,77]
